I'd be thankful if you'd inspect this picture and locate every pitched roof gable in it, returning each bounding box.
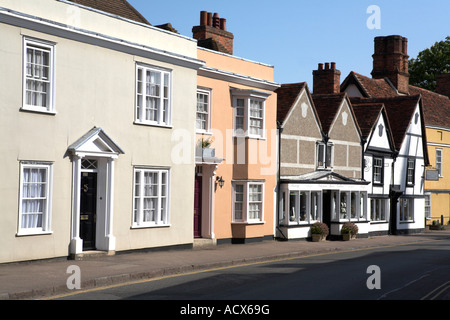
[69,0,150,25]
[312,93,358,136]
[349,95,422,151]
[409,85,450,128]
[352,103,395,152]
[275,82,307,124]
[341,72,398,98]
[342,71,450,130]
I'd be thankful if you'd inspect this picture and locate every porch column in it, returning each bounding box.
[69,155,83,255]
[104,158,116,252]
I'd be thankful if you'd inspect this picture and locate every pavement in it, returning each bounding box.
[1,228,449,300]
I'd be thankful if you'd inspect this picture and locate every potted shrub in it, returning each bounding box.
[341,222,358,240]
[311,222,329,242]
[196,137,215,158]
[429,220,444,230]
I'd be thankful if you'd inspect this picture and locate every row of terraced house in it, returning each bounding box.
[0,0,449,263]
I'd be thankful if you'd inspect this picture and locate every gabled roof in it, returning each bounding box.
[352,103,395,152]
[349,95,423,152]
[68,0,150,25]
[341,72,398,97]
[276,82,307,123]
[68,127,125,156]
[312,93,347,135]
[341,71,450,129]
[409,85,450,128]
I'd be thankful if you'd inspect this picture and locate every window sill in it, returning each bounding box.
[196,130,213,135]
[20,106,56,115]
[233,134,266,140]
[232,221,265,225]
[133,121,172,129]
[16,230,53,237]
[131,224,171,229]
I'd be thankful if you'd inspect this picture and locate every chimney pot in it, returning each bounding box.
[220,18,227,31]
[213,13,220,28]
[318,63,324,70]
[200,11,207,26]
[331,62,336,70]
[325,63,330,70]
[207,12,212,26]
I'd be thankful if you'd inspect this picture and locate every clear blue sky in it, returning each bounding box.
[129,0,449,86]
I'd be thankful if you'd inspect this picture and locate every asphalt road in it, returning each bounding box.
[53,237,450,302]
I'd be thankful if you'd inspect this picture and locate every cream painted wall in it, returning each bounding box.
[0,2,198,263]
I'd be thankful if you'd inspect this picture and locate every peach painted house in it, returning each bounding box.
[192,12,279,244]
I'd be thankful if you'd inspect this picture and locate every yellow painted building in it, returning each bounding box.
[424,126,450,225]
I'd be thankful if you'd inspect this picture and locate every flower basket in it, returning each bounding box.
[311,222,329,242]
[341,222,358,240]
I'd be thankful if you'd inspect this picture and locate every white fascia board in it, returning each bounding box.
[198,65,280,91]
[0,7,204,70]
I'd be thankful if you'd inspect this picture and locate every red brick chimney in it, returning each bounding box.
[313,62,341,94]
[436,74,450,98]
[371,35,410,94]
[192,11,234,55]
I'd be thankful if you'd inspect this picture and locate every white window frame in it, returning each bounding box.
[316,142,333,169]
[372,157,383,184]
[331,190,367,222]
[406,158,415,186]
[132,167,170,228]
[232,90,269,139]
[370,198,388,222]
[287,190,322,225]
[196,88,212,133]
[436,148,443,177]
[18,162,53,236]
[232,181,265,223]
[424,193,431,220]
[399,197,414,222]
[135,64,172,127]
[22,37,55,114]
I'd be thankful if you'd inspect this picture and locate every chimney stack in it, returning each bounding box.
[192,11,234,55]
[436,74,450,98]
[313,62,341,94]
[371,35,410,94]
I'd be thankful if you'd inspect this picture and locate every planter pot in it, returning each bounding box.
[342,234,356,241]
[429,225,444,230]
[312,234,326,242]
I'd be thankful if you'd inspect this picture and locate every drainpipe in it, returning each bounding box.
[276,121,287,240]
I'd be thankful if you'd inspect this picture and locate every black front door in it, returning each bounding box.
[80,172,97,250]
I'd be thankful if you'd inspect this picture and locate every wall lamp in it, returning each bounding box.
[216,176,225,188]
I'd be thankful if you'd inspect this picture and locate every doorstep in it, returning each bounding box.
[69,250,115,261]
[193,238,217,249]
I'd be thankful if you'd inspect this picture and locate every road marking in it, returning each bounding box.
[40,238,443,300]
[421,280,450,300]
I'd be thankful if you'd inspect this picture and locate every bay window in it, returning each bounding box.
[287,190,322,225]
[231,89,270,138]
[331,190,367,221]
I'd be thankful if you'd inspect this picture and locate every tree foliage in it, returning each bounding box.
[409,36,450,91]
